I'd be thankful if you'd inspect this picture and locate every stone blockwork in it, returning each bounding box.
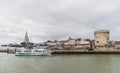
[94,30,110,47]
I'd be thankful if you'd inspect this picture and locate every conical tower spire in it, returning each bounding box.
[24,31,29,43]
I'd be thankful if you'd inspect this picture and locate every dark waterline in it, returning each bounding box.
[0,53,120,73]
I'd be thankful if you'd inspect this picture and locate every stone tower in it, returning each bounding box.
[24,31,29,44]
[94,30,110,47]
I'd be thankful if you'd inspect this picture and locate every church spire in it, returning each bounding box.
[24,31,29,43]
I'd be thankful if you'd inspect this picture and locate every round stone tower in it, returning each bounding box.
[94,30,110,47]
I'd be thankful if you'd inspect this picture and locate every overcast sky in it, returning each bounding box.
[0,0,120,44]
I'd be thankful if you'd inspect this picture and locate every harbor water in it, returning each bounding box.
[0,53,120,73]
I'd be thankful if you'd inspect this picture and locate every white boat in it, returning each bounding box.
[15,47,51,56]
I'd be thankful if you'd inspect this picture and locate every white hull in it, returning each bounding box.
[15,48,51,56]
[15,52,51,56]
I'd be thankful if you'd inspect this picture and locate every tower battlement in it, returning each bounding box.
[94,30,109,34]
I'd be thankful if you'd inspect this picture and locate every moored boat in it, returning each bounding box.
[15,47,51,56]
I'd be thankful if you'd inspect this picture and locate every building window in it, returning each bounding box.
[97,41,99,43]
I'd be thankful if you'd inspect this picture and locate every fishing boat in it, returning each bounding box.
[15,47,51,56]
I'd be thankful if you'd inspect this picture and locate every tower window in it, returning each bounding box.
[96,41,99,43]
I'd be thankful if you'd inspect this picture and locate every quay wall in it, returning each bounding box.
[1,47,120,55]
[51,50,120,54]
[0,48,16,53]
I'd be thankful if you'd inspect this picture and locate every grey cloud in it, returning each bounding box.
[0,0,120,44]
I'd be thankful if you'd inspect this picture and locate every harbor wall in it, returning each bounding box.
[0,47,17,53]
[51,50,120,54]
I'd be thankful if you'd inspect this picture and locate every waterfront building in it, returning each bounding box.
[8,43,22,47]
[74,39,91,50]
[111,41,120,49]
[75,38,81,45]
[76,41,90,48]
[37,43,49,49]
[94,30,110,47]
[76,39,90,45]
[46,41,56,46]
[67,37,76,45]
